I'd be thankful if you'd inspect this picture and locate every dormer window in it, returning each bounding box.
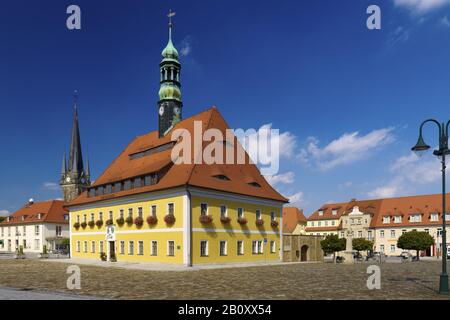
[332,209,338,216]
[213,175,230,181]
[248,182,261,188]
[394,216,402,224]
[382,216,390,224]
[318,210,324,216]
[430,213,439,222]
[37,213,42,220]
[21,216,25,221]
[409,214,422,223]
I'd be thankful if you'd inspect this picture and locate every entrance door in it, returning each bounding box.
[7,240,11,252]
[300,245,308,262]
[109,241,116,261]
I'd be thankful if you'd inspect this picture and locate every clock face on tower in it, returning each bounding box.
[65,177,71,183]
[159,106,164,116]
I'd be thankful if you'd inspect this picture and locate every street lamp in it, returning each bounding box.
[412,119,450,295]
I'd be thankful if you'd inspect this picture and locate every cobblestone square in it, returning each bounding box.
[0,260,449,300]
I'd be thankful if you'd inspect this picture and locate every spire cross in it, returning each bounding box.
[168,10,176,28]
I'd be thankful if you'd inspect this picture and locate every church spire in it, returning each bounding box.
[158,10,183,137]
[69,91,84,174]
[61,152,67,177]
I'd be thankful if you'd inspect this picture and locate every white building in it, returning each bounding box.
[0,199,69,253]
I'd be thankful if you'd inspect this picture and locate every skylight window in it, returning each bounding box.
[213,175,230,181]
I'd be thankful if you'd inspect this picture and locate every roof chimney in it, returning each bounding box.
[351,198,356,202]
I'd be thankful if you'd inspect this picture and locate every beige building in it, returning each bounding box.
[282,207,307,235]
[305,193,450,257]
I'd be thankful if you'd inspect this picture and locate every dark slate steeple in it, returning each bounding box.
[60,91,91,202]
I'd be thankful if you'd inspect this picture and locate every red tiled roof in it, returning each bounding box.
[282,207,307,233]
[67,107,288,207]
[0,200,68,226]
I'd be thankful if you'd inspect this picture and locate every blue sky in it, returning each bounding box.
[1,0,450,217]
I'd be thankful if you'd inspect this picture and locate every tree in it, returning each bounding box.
[397,231,434,260]
[320,234,346,262]
[352,238,374,254]
[0,216,5,223]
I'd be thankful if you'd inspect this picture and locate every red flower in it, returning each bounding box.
[105,219,113,226]
[256,219,264,226]
[199,215,213,224]
[116,217,124,226]
[220,216,231,224]
[164,214,176,225]
[88,220,95,228]
[80,222,87,229]
[134,217,144,227]
[237,217,248,225]
[147,216,158,225]
[271,220,279,227]
[95,220,103,227]
[125,216,133,225]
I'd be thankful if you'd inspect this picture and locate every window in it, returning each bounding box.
[258,240,264,254]
[324,221,328,226]
[167,241,175,256]
[256,210,262,220]
[380,230,384,238]
[332,209,338,215]
[90,213,94,222]
[83,241,88,253]
[390,244,396,253]
[138,241,144,255]
[34,239,40,250]
[23,226,26,236]
[0,227,3,237]
[341,231,345,238]
[120,241,125,254]
[331,221,335,226]
[252,241,258,254]
[128,241,134,255]
[35,225,40,236]
[76,215,80,223]
[410,214,422,223]
[402,229,407,235]
[368,231,373,240]
[430,213,439,222]
[270,212,275,222]
[219,241,227,256]
[200,203,208,216]
[109,211,113,221]
[91,241,95,253]
[358,231,362,238]
[394,216,402,223]
[237,241,244,255]
[99,212,103,221]
[99,241,104,253]
[151,241,158,256]
[270,241,276,253]
[128,208,133,218]
[138,207,143,218]
[200,241,208,257]
[7,227,10,237]
[237,208,244,219]
[56,226,62,237]
[380,245,385,253]
[383,216,390,224]
[318,221,321,227]
[318,210,324,216]
[220,205,227,218]
[390,230,396,238]
[424,229,429,234]
[76,241,80,252]
[83,214,87,223]
[168,203,174,215]
[151,205,157,217]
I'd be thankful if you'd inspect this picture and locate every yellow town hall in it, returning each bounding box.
[66,17,288,266]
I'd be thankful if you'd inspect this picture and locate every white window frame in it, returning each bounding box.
[76,241,80,252]
[200,203,208,216]
[168,203,175,216]
[219,241,227,256]
[220,205,227,218]
[120,241,125,254]
[151,205,157,217]
[91,241,95,253]
[237,240,244,255]
[200,240,208,257]
[167,240,175,256]
[270,240,276,253]
[237,208,244,219]
[256,209,262,220]
[151,240,158,256]
[383,216,390,224]
[128,241,134,255]
[138,241,144,255]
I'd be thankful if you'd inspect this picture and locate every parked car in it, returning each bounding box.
[399,251,410,260]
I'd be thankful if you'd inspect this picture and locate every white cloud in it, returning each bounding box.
[265,171,295,186]
[367,152,441,198]
[441,15,450,26]
[0,210,10,217]
[394,0,450,14]
[285,191,305,207]
[180,36,192,57]
[43,182,59,191]
[301,128,395,171]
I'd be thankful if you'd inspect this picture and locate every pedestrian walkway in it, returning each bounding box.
[0,286,106,300]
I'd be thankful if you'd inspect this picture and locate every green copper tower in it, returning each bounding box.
[158,10,182,137]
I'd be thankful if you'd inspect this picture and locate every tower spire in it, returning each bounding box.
[61,152,67,176]
[158,10,182,137]
[69,91,84,174]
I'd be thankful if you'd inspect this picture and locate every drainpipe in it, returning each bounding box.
[186,187,193,267]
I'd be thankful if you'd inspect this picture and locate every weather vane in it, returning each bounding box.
[168,9,176,27]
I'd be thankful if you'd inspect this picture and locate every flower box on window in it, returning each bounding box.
[95,220,103,227]
[80,222,87,229]
[147,216,158,225]
[164,214,176,225]
[271,220,279,227]
[125,216,133,225]
[116,217,124,226]
[105,219,113,226]
[88,220,95,228]
[256,219,264,226]
[220,216,231,224]
[199,215,213,224]
[73,222,80,229]
[134,216,144,227]
[237,217,247,225]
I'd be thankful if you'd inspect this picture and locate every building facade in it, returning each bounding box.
[0,200,69,253]
[282,207,307,235]
[305,194,450,257]
[66,19,288,266]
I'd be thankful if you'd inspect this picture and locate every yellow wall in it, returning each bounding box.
[191,195,281,264]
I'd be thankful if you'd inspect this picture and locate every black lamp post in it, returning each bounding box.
[412,119,450,295]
